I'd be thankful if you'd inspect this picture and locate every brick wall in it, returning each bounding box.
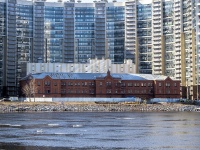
[20,73,181,99]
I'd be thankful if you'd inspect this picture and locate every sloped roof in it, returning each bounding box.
[133,74,168,80]
[21,72,171,81]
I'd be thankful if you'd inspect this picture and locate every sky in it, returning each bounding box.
[48,0,125,2]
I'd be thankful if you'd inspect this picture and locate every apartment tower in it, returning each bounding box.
[0,0,198,99]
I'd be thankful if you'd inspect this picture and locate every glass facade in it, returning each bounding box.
[75,7,95,63]
[16,4,33,83]
[137,3,152,74]
[44,6,63,63]
[107,6,125,63]
[0,2,5,97]
[163,0,174,77]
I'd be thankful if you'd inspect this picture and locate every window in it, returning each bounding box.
[106,82,111,86]
[61,82,66,86]
[121,90,125,94]
[128,83,133,87]
[45,81,50,86]
[134,90,138,93]
[90,89,94,94]
[61,90,66,94]
[37,81,40,86]
[54,82,57,86]
[159,83,162,86]
[106,89,111,93]
[121,83,126,87]
[174,83,177,86]
[128,89,132,93]
[46,90,50,94]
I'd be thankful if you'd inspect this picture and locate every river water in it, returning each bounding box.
[0,112,200,150]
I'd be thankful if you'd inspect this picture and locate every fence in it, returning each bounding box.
[19,97,141,103]
[150,98,180,103]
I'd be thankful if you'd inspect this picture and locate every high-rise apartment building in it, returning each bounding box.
[137,0,197,99]
[137,1,152,74]
[0,0,137,97]
[0,0,198,99]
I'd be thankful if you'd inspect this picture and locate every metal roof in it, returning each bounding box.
[21,72,171,81]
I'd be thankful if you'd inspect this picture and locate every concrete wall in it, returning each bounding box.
[27,59,136,74]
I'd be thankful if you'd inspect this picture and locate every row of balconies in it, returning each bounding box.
[126,2,135,6]
[174,7,180,13]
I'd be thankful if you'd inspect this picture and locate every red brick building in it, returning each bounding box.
[20,70,181,99]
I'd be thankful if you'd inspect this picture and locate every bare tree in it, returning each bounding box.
[22,79,37,102]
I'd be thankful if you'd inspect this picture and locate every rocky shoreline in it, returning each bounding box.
[0,102,199,113]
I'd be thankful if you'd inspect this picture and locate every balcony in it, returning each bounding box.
[154,67,161,70]
[153,58,161,62]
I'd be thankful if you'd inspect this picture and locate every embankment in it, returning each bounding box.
[0,102,199,113]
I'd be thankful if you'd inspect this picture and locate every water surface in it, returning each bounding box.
[0,112,200,150]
